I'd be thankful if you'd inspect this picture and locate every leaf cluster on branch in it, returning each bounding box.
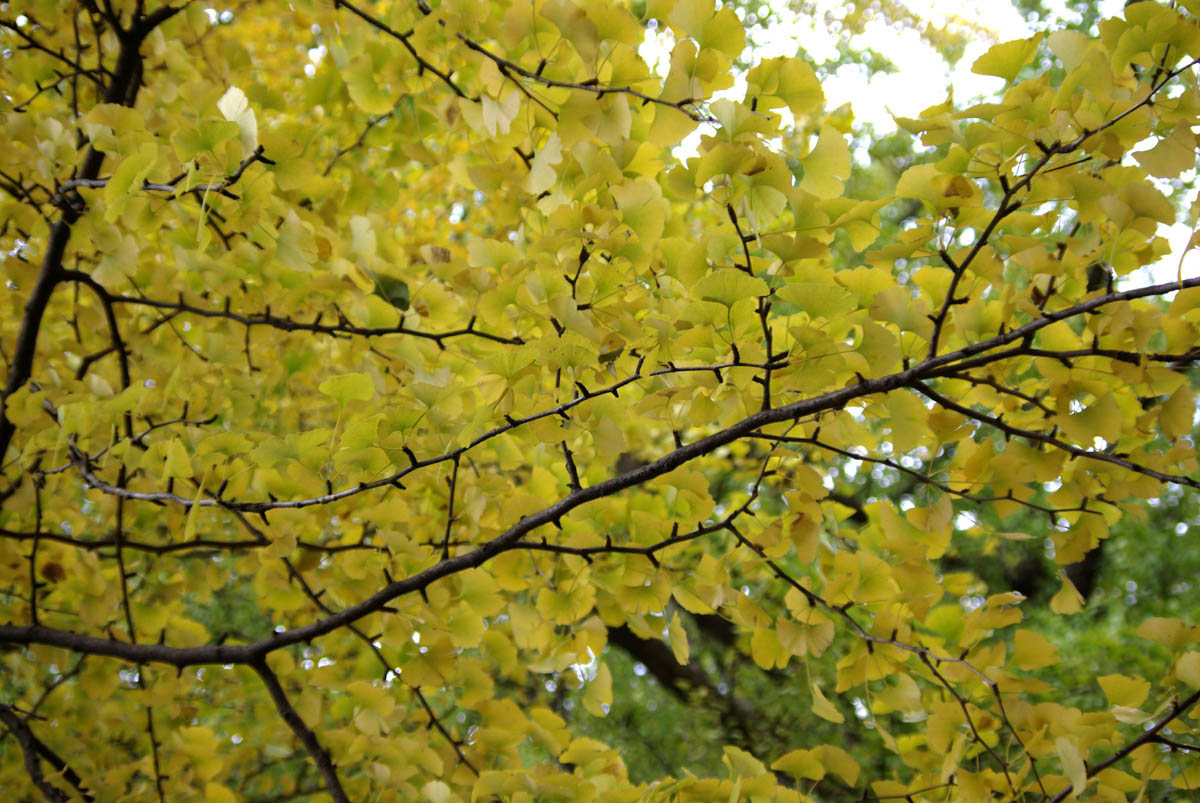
[2,0,1200,800]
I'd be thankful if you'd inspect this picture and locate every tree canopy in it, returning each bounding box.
[2,0,1200,800]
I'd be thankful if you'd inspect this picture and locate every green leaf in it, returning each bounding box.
[276,209,317,272]
[171,120,241,161]
[722,745,767,779]
[1056,392,1121,446]
[582,662,612,716]
[104,143,158,212]
[162,438,194,481]
[371,274,410,310]
[670,0,744,59]
[869,286,934,341]
[1134,126,1197,179]
[205,783,237,803]
[318,372,375,405]
[895,162,942,207]
[344,52,395,114]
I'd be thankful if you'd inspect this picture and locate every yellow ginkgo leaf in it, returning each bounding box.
[972,33,1044,82]
[811,682,844,724]
[668,612,690,666]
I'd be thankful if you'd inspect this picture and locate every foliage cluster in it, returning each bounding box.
[2,1,1200,801]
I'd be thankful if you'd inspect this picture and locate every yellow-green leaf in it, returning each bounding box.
[319,372,375,405]
[798,126,850,200]
[771,748,824,781]
[668,612,690,665]
[1050,572,1085,615]
[1056,737,1087,798]
[205,783,236,803]
[811,682,844,724]
[1159,386,1195,440]
[1013,629,1059,670]
[172,120,241,161]
[972,33,1044,83]
[1138,617,1200,651]
[104,143,158,210]
[582,662,612,716]
[693,269,768,307]
[1177,652,1200,688]
[1098,674,1150,708]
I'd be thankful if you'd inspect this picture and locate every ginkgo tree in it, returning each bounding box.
[2,0,1200,800]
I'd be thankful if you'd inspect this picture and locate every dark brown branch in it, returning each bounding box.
[455,33,714,122]
[913,381,1200,489]
[96,292,526,347]
[925,57,1197,361]
[323,113,393,176]
[0,19,109,85]
[1047,687,1200,803]
[0,704,93,802]
[513,497,754,559]
[0,527,383,557]
[725,204,756,275]
[0,168,51,220]
[68,268,1200,515]
[0,2,182,469]
[751,432,1106,520]
[274,549,479,777]
[29,656,86,717]
[409,686,478,776]
[0,218,72,468]
[12,69,96,112]
[52,145,273,206]
[1,276,1199,678]
[332,0,467,98]
[1146,735,1200,753]
[1021,345,1200,367]
[934,371,1055,417]
[721,521,1032,796]
[251,659,349,803]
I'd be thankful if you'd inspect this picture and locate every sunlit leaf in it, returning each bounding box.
[216,86,258,154]
[972,33,1043,82]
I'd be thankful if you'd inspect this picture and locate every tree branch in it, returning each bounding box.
[251,660,349,803]
[0,704,93,802]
